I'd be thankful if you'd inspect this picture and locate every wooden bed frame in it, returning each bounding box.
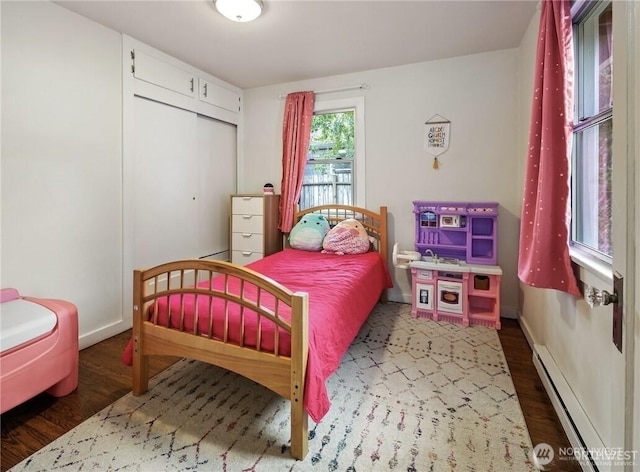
[131,204,387,460]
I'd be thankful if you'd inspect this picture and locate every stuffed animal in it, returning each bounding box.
[322,218,372,255]
[288,214,330,251]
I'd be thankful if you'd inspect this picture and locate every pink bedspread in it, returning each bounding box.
[123,248,392,422]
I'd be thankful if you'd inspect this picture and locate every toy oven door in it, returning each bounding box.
[437,280,464,314]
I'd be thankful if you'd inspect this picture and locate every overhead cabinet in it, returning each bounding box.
[129,45,241,118]
[132,49,196,98]
[198,78,240,113]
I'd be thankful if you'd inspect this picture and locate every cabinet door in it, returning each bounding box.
[197,115,236,258]
[133,96,198,268]
[133,49,196,98]
[199,78,240,113]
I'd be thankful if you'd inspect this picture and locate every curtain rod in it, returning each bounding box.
[278,84,369,99]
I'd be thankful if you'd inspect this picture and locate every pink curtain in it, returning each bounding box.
[278,91,315,232]
[518,0,580,296]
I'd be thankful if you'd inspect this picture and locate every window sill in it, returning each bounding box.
[570,246,613,286]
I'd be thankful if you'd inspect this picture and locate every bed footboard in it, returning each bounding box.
[131,259,309,459]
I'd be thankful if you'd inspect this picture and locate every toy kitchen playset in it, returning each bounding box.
[394,201,502,329]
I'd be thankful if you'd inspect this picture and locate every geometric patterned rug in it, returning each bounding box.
[9,303,535,471]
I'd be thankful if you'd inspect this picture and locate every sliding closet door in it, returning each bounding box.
[122,36,240,332]
[133,96,198,268]
[197,115,236,259]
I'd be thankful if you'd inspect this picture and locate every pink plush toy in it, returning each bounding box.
[322,218,372,255]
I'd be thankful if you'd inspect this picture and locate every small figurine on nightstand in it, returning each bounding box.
[263,183,274,195]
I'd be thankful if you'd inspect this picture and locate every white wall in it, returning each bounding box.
[242,50,522,315]
[1,1,124,348]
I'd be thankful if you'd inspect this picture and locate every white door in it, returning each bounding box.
[196,115,236,259]
[133,96,198,269]
[613,3,637,470]
[532,5,635,470]
[578,4,635,469]
[632,3,640,465]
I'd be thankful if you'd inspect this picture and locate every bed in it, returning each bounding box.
[123,204,391,460]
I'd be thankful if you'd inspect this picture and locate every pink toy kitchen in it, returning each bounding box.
[409,201,502,329]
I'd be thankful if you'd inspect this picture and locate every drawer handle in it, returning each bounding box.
[242,197,252,201]
[242,233,253,238]
[242,251,253,256]
[242,215,253,219]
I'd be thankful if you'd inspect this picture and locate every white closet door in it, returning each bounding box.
[133,96,198,268]
[197,115,237,258]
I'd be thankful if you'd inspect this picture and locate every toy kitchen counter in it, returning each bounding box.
[409,258,502,329]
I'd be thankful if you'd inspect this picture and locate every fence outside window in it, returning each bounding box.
[299,172,352,210]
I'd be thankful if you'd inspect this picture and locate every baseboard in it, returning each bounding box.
[79,318,131,350]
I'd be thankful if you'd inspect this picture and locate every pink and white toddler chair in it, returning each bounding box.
[0,288,79,413]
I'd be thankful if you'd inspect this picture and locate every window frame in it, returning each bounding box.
[569,0,614,275]
[305,96,365,208]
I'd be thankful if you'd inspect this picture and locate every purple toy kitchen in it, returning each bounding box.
[410,201,502,329]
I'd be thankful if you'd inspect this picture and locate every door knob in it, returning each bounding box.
[584,285,618,307]
[585,275,624,353]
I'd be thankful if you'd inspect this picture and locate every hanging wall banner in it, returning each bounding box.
[424,115,451,156]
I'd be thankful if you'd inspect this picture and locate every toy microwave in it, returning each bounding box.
[439,214,462,228]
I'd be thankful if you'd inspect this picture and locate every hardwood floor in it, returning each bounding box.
[1,318,580,471]
[499,318,583,471]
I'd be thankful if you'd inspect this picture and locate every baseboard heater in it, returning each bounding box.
[532,344,604,472]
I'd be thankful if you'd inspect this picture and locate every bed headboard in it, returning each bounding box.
[292,205,388,262]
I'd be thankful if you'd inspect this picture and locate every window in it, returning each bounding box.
[571,0,613,262]
[299,97,365,210]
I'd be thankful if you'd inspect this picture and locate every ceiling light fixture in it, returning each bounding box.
[215,0,263,22]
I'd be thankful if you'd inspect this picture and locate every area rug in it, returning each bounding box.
[10,302,534,471]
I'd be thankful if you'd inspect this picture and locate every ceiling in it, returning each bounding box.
[56,0,539,90]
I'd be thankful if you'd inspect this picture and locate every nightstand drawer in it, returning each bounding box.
[231,250,263,265]
[231,214,264,234]
[232,232,264,252]
[231,196,264,215]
